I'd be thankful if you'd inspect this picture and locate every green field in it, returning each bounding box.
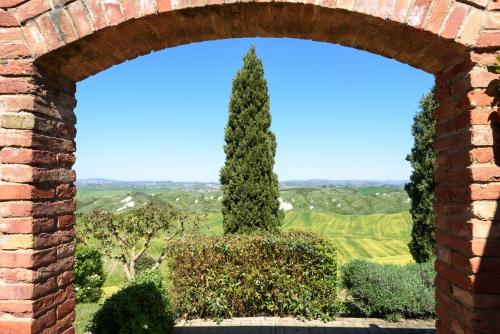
[76,184,415,291]
[76,184,410,215]
[75,183,414,332]
[76,184,413,267]
[282,211,412,264]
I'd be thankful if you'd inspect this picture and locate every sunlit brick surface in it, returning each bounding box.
[0,0,499,332]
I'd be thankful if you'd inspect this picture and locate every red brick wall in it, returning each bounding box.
[0,0,498,333]
[434,50,500,334]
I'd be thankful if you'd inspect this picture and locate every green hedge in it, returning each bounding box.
[89,270,175,334]
[168,232,340,321]
[75,246,105,303]
[341,259,435,320]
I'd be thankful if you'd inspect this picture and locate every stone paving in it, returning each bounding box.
[174,317,435,334]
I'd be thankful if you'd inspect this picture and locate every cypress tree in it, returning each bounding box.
[405,89,437,263]
[220,46,283,234]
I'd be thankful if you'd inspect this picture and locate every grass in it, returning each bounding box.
[75,185,415,333]
[198,210,413,264]
[75,303,100,334]
[89,209,413,296]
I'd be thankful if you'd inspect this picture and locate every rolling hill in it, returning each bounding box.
[76,184,413,265]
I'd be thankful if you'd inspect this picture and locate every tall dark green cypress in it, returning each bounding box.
[219,46,283,234]
[405,89,437,263]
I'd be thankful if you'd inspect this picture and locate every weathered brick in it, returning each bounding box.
[16,0,50,23]
[102,0,123,26]
[0,2,495,334]
[156,0,171,13]
[0,27,21,40]
[422,0,451,33]
[0,234,34,250]
[53,308,75,333]
[390,0,413,23]
[51,9,79,44]
[440,3,468,39]
[32,199,75,217]
[0,59,36,76]
[476,31,500,49]
[140,0,156,15]
[489,0,500,10]
[36,13,63,51]
[0,10,19,27]
[483,12,500,30]
[55,184,76,199]
[55,153,75,167]
[0,183,54,201]
[1,165,75,183]
[0,316,32,334]
[452,285,500,309]
[21,20,47,55]
[0,148,56,165]
[0,43,30,58]
[56,298,74,319]
[336,0,355,10]
[35,229,74,248]
[0,300,34,317]
[31,307,56,332]
[0,113,61,134]
[457,8,483,46]
[0,217,55,234]
[467,89,496,107]
[355,0,374,15]
[55,242,74,259]
[82,0,107,30]
[406,0,430,27]
[1,0,29,7]
[0,77,36,94]
[0,201,33,218]
[66,0,93,37]
[0,248,56,269]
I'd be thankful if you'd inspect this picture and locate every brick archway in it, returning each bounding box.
[0,0,498,333]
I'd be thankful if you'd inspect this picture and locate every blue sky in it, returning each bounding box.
[74,38,434,182]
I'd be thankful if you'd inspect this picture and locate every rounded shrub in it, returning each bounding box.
[89,269,174,334]
[341,259,435,320]
[75,246,105,303]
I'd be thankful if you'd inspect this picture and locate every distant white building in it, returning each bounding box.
[278,197,293,212]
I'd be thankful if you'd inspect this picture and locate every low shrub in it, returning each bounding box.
[89,270,175,334]
[75,246,105,303]
[168,232,339,321]
[135,254,156,273]
[341,259,435,320]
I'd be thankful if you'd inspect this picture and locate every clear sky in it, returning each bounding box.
[74,37,434,182]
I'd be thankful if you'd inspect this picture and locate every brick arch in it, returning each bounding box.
[13,0,492,79]
[0,0,499,333]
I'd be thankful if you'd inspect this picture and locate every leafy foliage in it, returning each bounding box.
[75,246,105,303]
[220,46,283,234]
[341,259,435,320]
[487,56,500,94]
[78,200,205,280]
[487,56,500,74]
[167,232,340,321]
[405,89,437,263]
[89,270,174,334]
[135,254,157,273]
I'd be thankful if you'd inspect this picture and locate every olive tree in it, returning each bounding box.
[78,200,205,280]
